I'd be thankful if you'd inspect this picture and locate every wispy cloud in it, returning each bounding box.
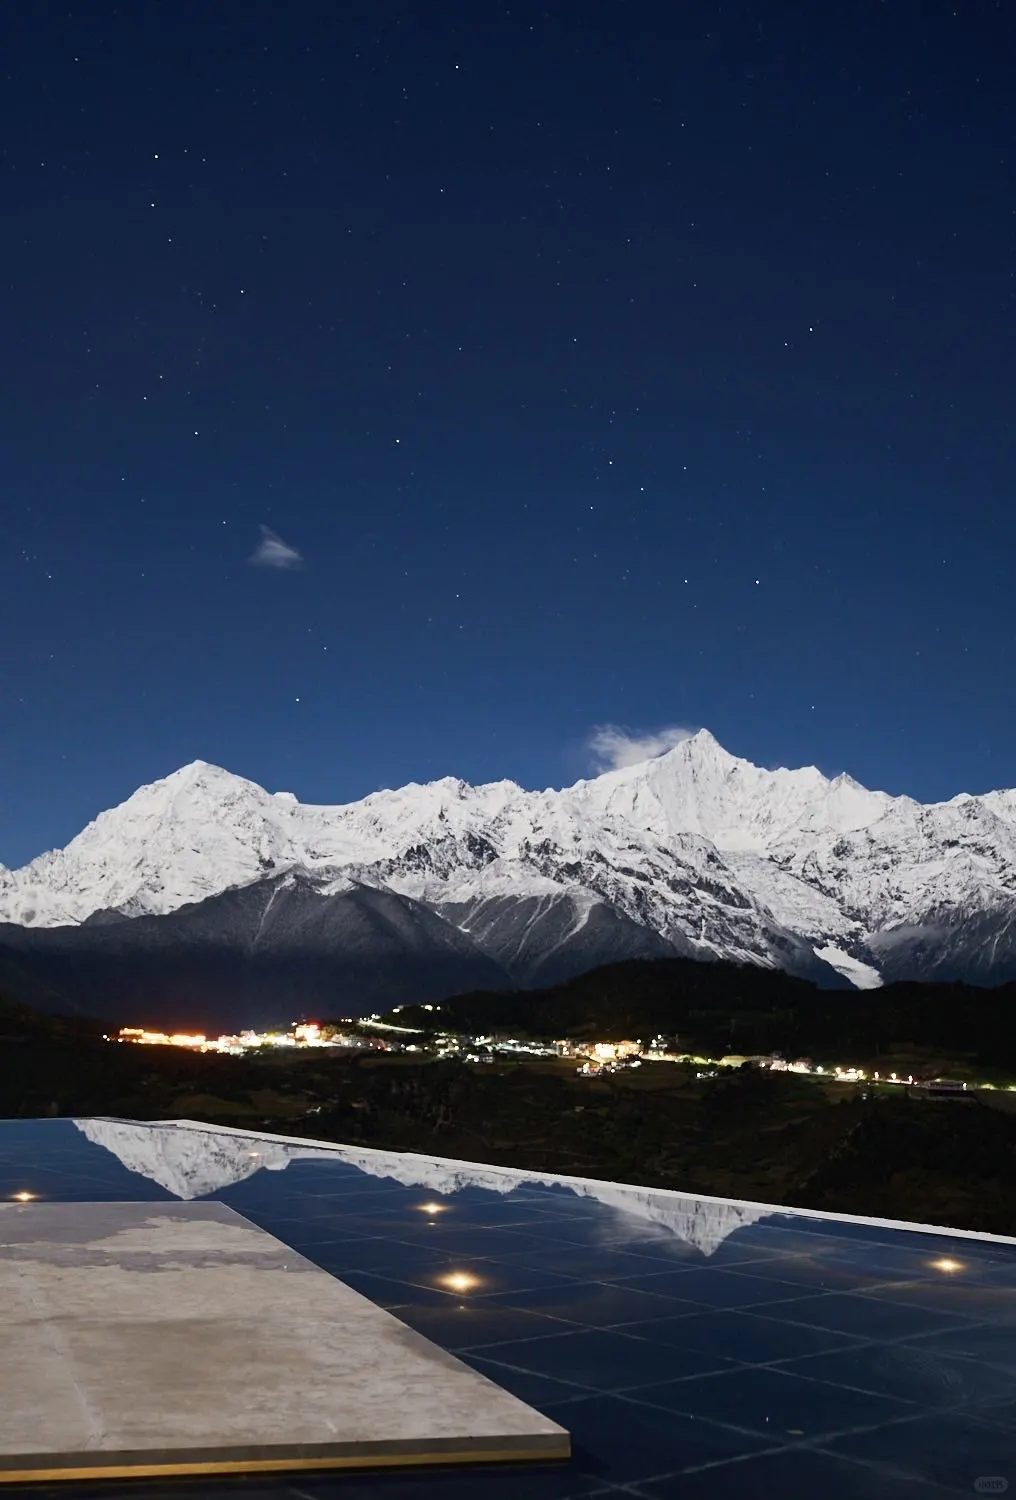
[249,525,304,570]
[586,723,698,773]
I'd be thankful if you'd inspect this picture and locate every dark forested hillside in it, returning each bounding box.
[389,956,1016,1072]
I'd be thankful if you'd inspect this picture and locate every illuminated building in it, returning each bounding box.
[588,1041,641,1062]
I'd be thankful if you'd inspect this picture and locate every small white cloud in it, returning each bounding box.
[249,525,303,570]
[587,723,698,773]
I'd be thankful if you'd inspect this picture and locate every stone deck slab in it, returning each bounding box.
[0,1201,569,1481]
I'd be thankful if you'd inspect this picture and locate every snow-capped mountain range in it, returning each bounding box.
[74,1118,770,1257]
[3,730,1016,1022]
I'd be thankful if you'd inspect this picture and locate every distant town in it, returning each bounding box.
[109,1019,1011,1095]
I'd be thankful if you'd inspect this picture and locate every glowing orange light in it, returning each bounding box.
[440,1271,479,1293]
[931,1257,963,1274]
[12,1191,35,1202]
[418,1201,446,1214]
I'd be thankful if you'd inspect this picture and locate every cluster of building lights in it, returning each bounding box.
[103,1020,1011,1094]
[110,1022,360,1055]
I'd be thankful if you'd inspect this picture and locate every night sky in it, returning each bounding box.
[3,1,1014,867]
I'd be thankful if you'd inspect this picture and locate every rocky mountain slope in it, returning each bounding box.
[3,730,1016,1020]
[0,873,511,1029]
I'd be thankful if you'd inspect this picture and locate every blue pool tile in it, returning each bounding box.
[948,1264,1016,1290]
[327,1270,457,1307]
[338,1259,582,1304]
[968,1396,1016,1433]
[462,1351,600,1405]
[391,1299,574,1349]
[402,1224,578,1258]
[822,1240,1009,1281]
[623,1363,918,1439]
[751,1290,975,1339]
[713,1222,868,1256]
[534,1217,700,1254]
[906,1322,1016,1372]
[728,1223,1014,1283]
[859,1280,1016,1323]
[360,1201,559,1232]
[471,1327,705,1390]
[827,1409,1016,1492]
[290,1464,611,1500]
[287,1237,453,1275]
[634,1445,964,1498]
[592,1341,743,1384]
[277,1170,409,1193]
[705,1239,811,1269]
[612,1266,808,1309]
[616,1308,865,1364]
[780,1341,1016,1409]
[538,1393,776,1485]
[496,1244,691,1280]
[479,1279,706,1327]
[718,1254,915,1294]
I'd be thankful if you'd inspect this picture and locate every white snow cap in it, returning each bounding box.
[4,733,1016,995]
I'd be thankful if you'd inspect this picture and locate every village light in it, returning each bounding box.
[11,1191,35,1202]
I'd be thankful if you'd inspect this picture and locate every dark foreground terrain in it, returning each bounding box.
[3,988,1015,1239]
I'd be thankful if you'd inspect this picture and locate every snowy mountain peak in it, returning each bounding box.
[5,734,1016,989]
[155,759,251,791]
[679,727,724,753]
[653,727,741,776]
[1,761,288,927]
[577,732,890,855]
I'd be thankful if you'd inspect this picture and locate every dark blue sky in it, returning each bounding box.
[2,0,1014,867]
